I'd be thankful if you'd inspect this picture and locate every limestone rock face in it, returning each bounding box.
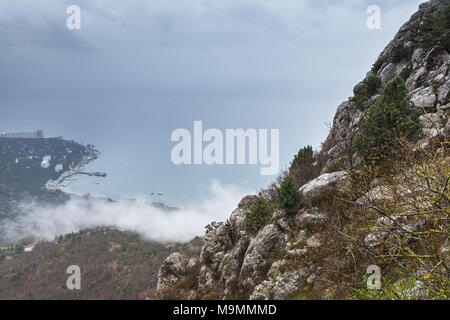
[219,237,250,295]
[419,113,442,128]
[364,216,414,248]
[299,171,348,200]
[272,271,303,300]
[437,80,450,104]
[319,0,450,170]
[156,252,188,290]
[239,224,285,289]
[306,234,322,248]
[406,67,427,90]
[229,198,254,243]
[250,265,306,300]
[195,198,255,293]
[250,280,273,300]
[410,87,437,109]
[294,209,326,227]
[418,113,447,138]
[379,62,408,86]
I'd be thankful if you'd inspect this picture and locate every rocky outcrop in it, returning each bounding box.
[363,216,415,248]
[156,252,189,290]
[197,196,254,295]
[156,192,333,300]
[319,0,450,173]
[299,171,348,200]
[250,269,306,300]
[156,0,450,301]
[238,224,285,290]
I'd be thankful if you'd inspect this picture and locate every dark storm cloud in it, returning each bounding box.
[0,0,425,203]
[0,0,424,101]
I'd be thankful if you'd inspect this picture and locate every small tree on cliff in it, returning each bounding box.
[276,176,302,214]
[416,3,450,51]
[244,195,272,236]
[353,77,422,164]
[289,145,320,187]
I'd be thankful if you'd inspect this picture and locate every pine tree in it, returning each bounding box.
[276,176,302,214]
[353,77,422,163]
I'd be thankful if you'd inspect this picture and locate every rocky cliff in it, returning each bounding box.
[320,0,450,173]
[156,0,449,300]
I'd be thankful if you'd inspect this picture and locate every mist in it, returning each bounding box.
[1,180,251,243]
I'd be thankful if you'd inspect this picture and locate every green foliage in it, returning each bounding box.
[390,44,412,63]
[372,55,389,73]
[415,4,450,51]
[353,74,382,110]
[276,176,302,214]
[202,250,214,266]
[289,145,319,187]
[353,77,422,163]
[0,228,203,299]
[372,43,411,74]
[324,162,343,174]
[13,243,25,253]
[290,146,314,171]
[371,4,450,76]
[244,196,272,235]
[0,137,93,224]
[9,273,20,282]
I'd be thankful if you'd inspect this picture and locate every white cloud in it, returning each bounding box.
[2,180,252,243]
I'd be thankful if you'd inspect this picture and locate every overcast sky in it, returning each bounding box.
[0,0,425,204]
